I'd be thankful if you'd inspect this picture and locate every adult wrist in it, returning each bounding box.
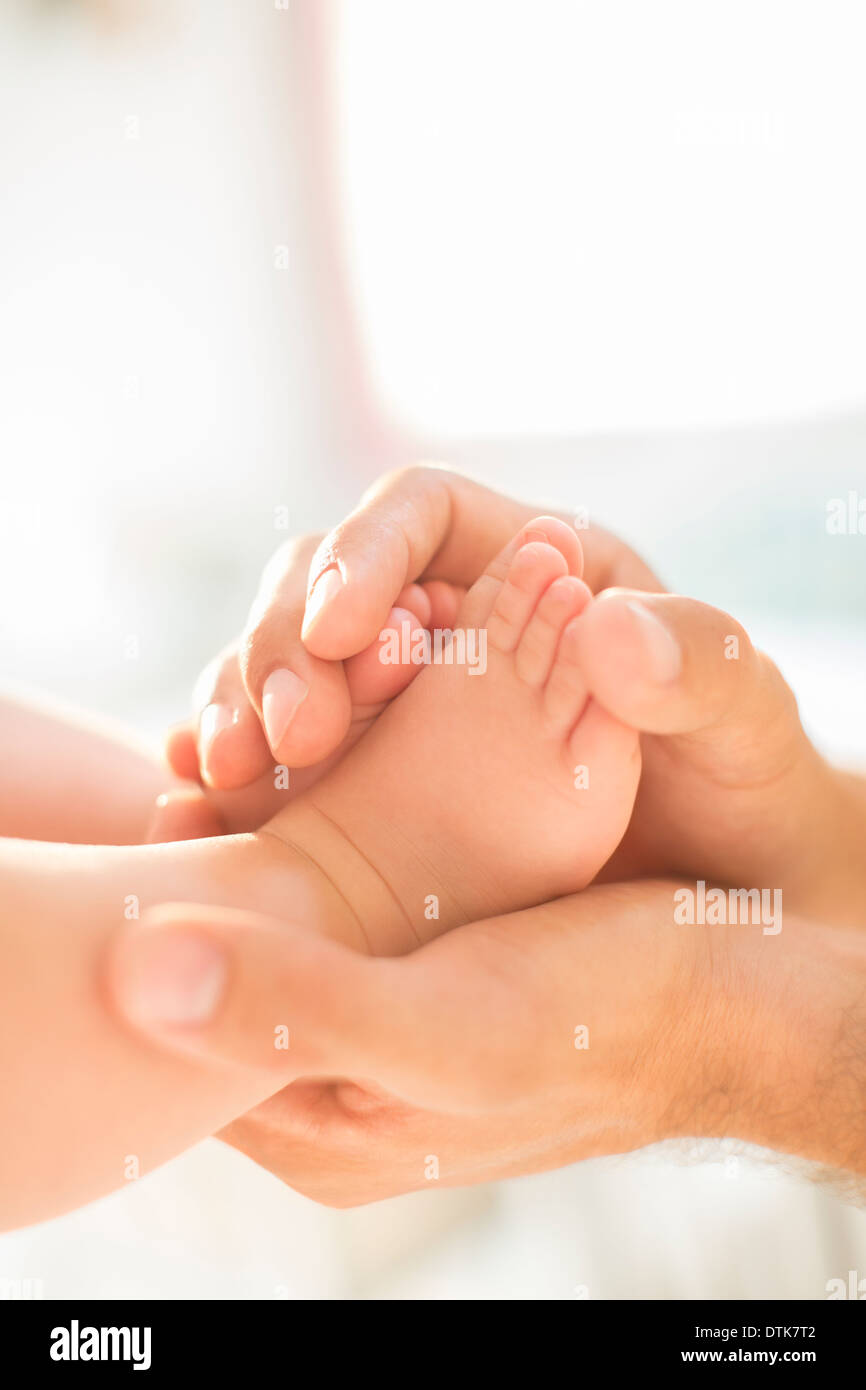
[689,912,866,1176]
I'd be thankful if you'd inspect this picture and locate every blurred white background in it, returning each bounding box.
[1,0,865,1298]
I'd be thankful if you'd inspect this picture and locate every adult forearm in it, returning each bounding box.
[688,909,866,1182]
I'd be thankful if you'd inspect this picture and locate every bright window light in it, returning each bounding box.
[335,0,866,434]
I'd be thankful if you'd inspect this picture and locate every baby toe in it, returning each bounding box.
[543,614,591,732]
[344,607,427,709]
[515,575,592,688]
[456,516,582,630]
[484,542,569,655]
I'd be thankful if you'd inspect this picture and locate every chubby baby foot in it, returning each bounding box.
[266,518,641,952]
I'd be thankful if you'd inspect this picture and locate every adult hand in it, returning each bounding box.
[141,465,866,1199]
[107,880,866,1205]
[153,466,852,933]
[152,528,464,835]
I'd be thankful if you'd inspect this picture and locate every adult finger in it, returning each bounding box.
[105,883,702,1116]
[164,723,201,783]
[145,789,227,843]
[191,645,274,789]
[300,466,591,660]
[238,535,355,768]
[570,589,804,765]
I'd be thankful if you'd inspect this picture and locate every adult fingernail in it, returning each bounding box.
[262,668,309,754]
[625,601,682,683]
[115,930,227,1028]
[301,567,344,640]
[199,704,236,783]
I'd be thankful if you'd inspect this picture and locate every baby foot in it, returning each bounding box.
[266,519,641,953]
